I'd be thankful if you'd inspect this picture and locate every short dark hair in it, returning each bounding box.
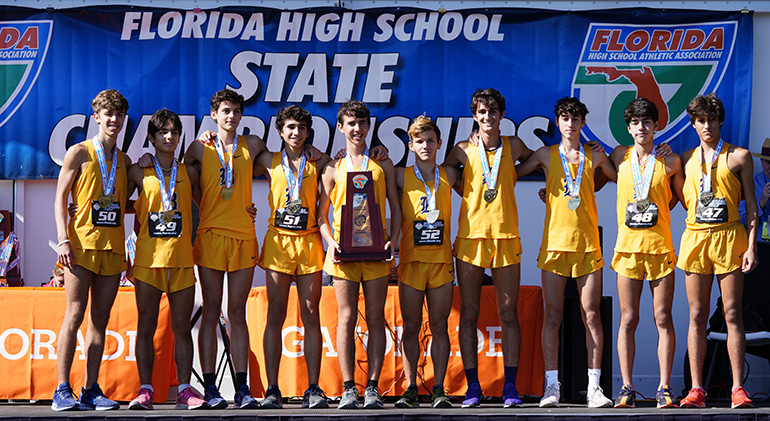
[337,100,370,124]
[275,105,312,132]
[210,89,244,112]
[148,109,182,138]
[624,98,659,125]
[686,93,725,124]
[554,96,589,120]
[471,88,506,115]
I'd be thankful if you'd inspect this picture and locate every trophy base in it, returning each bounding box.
[336,250,391,262]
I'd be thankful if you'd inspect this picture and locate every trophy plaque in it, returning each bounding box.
[337,171,391,262]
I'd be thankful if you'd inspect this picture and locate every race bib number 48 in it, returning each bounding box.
[625,202,659,229]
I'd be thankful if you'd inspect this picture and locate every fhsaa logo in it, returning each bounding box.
[0,20,53,128]
[572,21,736,147]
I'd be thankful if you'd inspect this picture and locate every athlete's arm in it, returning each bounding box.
[382,158,402,260]
[244,134,268,163]
[593,150,618,187]
[318,161,340,262]
[54,144,87,269]
[509,135,534,163]
[125,163,144,214]
[442,141,469,169]
[182,141,204,174]
[515,146,548,178]
[733,147,758,272]
[442,165,461,190]
[596,146,627,190]
[252,150,273,179]
[665,154,685,210]
[183,162,202,206]
[395,166,405,201]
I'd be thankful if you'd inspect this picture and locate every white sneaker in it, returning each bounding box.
[539,382,560,408]
[586,385,613,408]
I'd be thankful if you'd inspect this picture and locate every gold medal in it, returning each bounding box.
[568,197,581,211]
[483,189,497,203]
[425,210,440,224]
[221,187,234,200]
[99,195,113,208]
[286,199,302,214]
[635,199,650,213]
[162,210,175,224]
[699,191,714,206]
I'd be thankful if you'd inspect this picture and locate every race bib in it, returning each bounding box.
[91,201,121,227]
[275,207,309,231]
[695,198,729,224]
[625,202,659,229]
[148,212,182,238]
[761,221,769,242]
[413,219,444,246]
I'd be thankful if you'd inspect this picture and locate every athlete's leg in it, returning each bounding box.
[168,284,196,384]
[541,271,567,370]
[197,266,226,374]
[334,278,361,382]
[263,269,292,386]
[649,272,675,387]
[133,280,163,385]
[225,266,257,372]
[456,259,484,371]
[616,274,643,387]
[717,269,746,389]
[425,282,453,387]
[84,273,120,388]
[576,270,604,369]
[57,266,94,384]
[685,272,714,389]
[491,263,521,367]
[398,282,426,387]
[361,275,389,382]
[295,271,323,385]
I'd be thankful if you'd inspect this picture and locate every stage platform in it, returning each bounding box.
[3,401,769,420]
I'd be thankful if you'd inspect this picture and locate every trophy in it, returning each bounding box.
[337,171,391,261]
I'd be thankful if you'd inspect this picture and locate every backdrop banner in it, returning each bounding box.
[0,6,752,179]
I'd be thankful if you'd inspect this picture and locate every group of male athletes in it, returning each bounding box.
[52,87,758,411]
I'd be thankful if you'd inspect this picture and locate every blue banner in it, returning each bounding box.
[0,6,752,179]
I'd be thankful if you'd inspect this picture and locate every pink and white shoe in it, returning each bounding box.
[128,388,154,410]
[176,387,209,410]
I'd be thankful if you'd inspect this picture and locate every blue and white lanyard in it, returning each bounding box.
[413,164,440,212]
[282,150,307,202]
[699,138,724,194]
[345,148,369,171]
[92,136,118,197]
[214,135,239,188]
[152,157,178,212]
[559,143,585,198]
[631,145,657,201]
[478,140,502,189]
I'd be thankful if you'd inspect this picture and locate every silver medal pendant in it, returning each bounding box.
[425,210,440,224]
[567,197,581,211]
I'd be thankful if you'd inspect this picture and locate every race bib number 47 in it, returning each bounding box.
[696,198,729,224]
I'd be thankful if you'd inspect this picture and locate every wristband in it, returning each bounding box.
[57,239,70,248]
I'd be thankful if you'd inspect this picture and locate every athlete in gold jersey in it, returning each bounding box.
[393,116,459,409]
[319,100,401,409]
[678,94,758,409]
[516,97,616,408]
[607,99,684,409]
[253,106,331,409]
[442,89,533,408]
[53,89,131,411]
[126,110,208,411]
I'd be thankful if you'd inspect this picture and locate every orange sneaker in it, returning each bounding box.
[679,387,706,408]
[731,386,753,408]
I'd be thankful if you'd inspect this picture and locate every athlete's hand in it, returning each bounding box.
[333,148,347,160]
[384,241,394,262]
[538,188,546,204]
[467,129,480,147]
[370,145,389,161]
[760,182,770,209]
[198,131,217,145]
[656,142,673,157]
[67,202,78,218]
[246,203,257,220]
[57,241,75,269]
[329,241,342,263]
[585,140,605,155]
[742,248,758,273]
[138,152,155,168]
[304,144,323,161]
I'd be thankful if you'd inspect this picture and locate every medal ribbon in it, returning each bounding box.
[0,233,19,277]
[478,140,502,191]
[558,143,585,198]
[214,135,239,189]
[152,157,178,212]
[699,138,724,194]
[344,148,369,172]
[631,145,657,201]
[126,231,137,265]
[91,136,118,198]
[282,150,307,203]
[413,164,440,212]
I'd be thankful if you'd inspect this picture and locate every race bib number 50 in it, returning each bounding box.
[92,201,121,227]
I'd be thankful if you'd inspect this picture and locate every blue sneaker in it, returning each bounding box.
[234,384,259,409]
[51,382,79,411]
[79,383,119,411]
[204,384,228,409]
[462,382,483,408]
[502,382,522,408]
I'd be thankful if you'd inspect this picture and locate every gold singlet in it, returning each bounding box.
[399,165,453,265]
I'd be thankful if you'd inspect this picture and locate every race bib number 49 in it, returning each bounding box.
[148,212,182,238]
